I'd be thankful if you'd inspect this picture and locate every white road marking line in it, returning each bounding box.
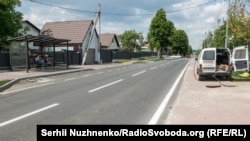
[0,103,59,127]
[82,74,91,77]
[132,70,146,77]
[160,64,165,66]
[107,70,113,72]
[150,67,158,70]
[0,82,55,95]
[88,79,123,93]
[96,72,104,75]
[64,78,76,81]
[148,61,190,125]
[115,69,120,71]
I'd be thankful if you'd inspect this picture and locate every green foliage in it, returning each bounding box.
[228,0,250,45]
[210,23,227,48]
[144,56,162,61]
[187,45,193,55]
[195,49,202,56]
[118,30,142,52]
[148,8,175,58]
[171,29,189,56]
[113,59,130,63]
[0,79,11,86]
[133,56,164,64]
[0,0,23,52]
[231,71,250,81]
[203,20,246,49]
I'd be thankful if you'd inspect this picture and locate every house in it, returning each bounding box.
[100,33,120,50]
[19,20,40,36]
[99,33,120,63]
[19,20,40,49]
[141,42,151,52]
[41,20,100,64]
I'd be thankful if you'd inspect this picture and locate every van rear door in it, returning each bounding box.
[232,46,249,72]
[201,48,216,72]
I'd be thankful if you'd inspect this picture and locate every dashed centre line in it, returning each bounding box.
[0,82,55,95]
[88,79,124,93]
[64,78,76,81]
[132,70,146,76]
[0,103,59,127]
[150,67,158,70]
[82,74,91,77]
[96,72,104,75]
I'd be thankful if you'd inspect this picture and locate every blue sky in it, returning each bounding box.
[17,0,228,50]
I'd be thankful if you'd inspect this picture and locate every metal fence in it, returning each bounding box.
[100,50,157,63]
[0,51,82,70]
[1,50,157,70]
[0,52,10,70]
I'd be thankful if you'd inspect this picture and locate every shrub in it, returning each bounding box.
[0,80,11,86]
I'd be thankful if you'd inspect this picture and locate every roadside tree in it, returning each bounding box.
[148,8,175,58]
[119,30,142,52]
[0,0,23,52]
[228,0,250,47]
[171,29,189,56]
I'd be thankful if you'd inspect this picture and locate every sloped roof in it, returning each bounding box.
[141,43,150,48]
[22,20,40,32]
[100,33,119,47]
[8,34,70,45]
[41,20,92,44]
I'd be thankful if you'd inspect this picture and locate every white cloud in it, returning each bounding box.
[18,0,228,50]
[169,1,227,49]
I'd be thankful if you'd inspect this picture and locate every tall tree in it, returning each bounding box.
[0,0,23,51]
[148,8,175,58]
[213,19,226,48]
[119,30,141,52]
[203,19,245,49]
[228,0,250,47]
[187,45,193,55]
[171,29,189,56]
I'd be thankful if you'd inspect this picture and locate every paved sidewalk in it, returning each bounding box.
[0,61,134,80]
[0,61,135,92]
[165,59,250,124]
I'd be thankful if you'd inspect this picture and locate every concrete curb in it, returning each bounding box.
[0,68,93,92]
[0,59,174,92]
[0,78,20,92]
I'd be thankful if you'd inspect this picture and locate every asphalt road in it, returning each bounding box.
[0,58,189,141]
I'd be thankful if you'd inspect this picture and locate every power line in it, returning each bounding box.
[166,0,217,13]
[30,0,96,14]
[30,0,217,16]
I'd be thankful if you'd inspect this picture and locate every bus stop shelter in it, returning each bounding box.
[8,34,71,73]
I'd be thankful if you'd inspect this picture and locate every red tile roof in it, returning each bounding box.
[41,20,92,44]
[100,33,119,47]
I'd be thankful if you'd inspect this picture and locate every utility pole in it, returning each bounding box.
[225,0,230,48]
[82,4,101,65]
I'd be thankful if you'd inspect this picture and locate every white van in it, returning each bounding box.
[196,46,249,81]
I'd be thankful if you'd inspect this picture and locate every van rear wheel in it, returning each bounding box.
[226,76,232,81]
[198,75,203,81]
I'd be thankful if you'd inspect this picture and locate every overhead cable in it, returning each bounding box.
[30,0,217,16]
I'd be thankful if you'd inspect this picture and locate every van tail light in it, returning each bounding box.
[199,64,202,69]
[228,63,233,70]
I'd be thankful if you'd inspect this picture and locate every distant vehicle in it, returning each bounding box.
[195,46,249,81]
[170,54,181,58]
